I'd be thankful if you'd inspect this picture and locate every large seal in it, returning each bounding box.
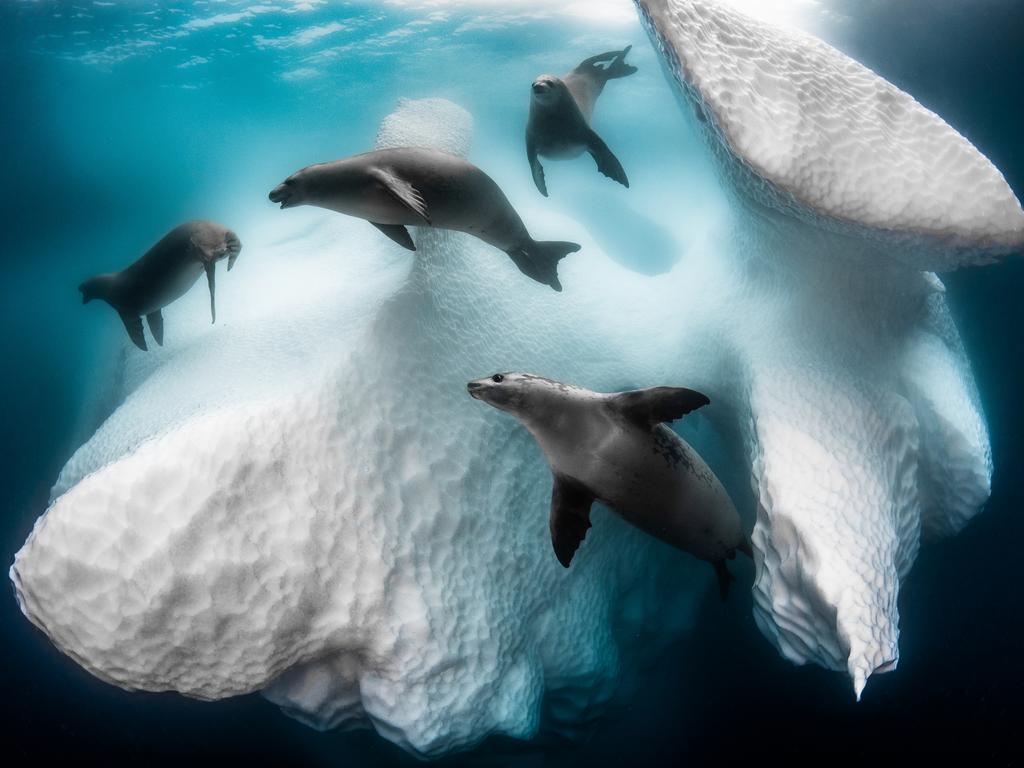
[526,46,637,196]
[468,372,749,597]
[269,147,581,291]
[79,220,241,351]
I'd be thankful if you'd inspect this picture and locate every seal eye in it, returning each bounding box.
[492,374,504,384]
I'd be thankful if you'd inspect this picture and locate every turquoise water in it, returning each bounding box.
[2,0,1022,763]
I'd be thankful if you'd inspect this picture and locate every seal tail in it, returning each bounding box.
[506,240,581,292]
[603,45,638,80]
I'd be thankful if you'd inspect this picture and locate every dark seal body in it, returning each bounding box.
[79,220,241,351]
[270,147,579,291]
[526,47,637,195]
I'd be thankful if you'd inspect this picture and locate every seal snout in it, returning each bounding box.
[467,380,486,400]
[268,182,293,209]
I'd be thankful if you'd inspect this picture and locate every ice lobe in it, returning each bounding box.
[637,0,1024,269]
[10,98,704,757]
[638,0,1004,696]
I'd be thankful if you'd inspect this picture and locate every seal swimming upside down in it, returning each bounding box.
[527,46,637,196]
[269,147,580,291]
[467,372,750,597]
[78,220,241,351]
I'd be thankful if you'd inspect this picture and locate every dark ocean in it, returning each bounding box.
[1,1,1021,764]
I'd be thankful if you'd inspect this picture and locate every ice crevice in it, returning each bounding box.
[9,0,1023,756]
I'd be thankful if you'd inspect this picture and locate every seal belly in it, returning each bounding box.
[539,141,587,160]
[588,426,742,562]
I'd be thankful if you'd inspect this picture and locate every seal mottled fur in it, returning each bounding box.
[468,372,750,597]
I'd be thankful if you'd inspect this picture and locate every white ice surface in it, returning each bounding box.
[637,0,1024,268]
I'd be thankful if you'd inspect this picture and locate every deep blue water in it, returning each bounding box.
[2,0,1022,764]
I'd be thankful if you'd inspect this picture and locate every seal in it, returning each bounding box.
[78,220,241,351]
[467,372,750,597]
[526,46,637,196]
[269,147,580,291]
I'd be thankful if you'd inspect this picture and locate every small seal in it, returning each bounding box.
[79,220,241,351]
[526,46,637,196]
[269,147,580,291]
[468,372,750,598]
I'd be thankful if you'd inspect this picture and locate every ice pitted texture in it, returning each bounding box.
[900,294,992,539]
[748,362,920,696]
[11,98,706,757]
[638,0,1001,698]
[637,0,1024,268]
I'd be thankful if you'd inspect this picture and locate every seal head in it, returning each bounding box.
[467,372,566,415]
[467,372,523,411]
[530,75,564,108]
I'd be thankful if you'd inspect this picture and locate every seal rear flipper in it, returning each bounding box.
[608,386,710,429]
[527,138,548,197]
[605,45,638,79]
[585,130,629,189]
[507,240,581,292]
[578,46,637,79]
[146,310,164,346]
[119,312,148,351]
[371,222,417,251]
[714,560,734,601]
[204,262,216,324]
[550,475,595,568]
[368,168,431,225]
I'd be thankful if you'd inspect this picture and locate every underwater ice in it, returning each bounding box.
[638,0,1020,696]
[10,0,1024,756]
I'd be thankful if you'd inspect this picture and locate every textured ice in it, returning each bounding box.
[637,0,1024,269]
[637,0,1008,697]
[11,98,708,757]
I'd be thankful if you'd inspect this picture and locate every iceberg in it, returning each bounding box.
[637,0,1019,696]
[10,0,1023,757]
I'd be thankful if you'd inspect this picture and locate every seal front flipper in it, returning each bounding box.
[368,168,431,225]
[371,222,416,251]
[527,137,548,196]
[585,129,629,189]
[609,386,710,429]
[146,310,164,346]
[204,261,217,324]
[119,312,148,351]
[550,474,595,568]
